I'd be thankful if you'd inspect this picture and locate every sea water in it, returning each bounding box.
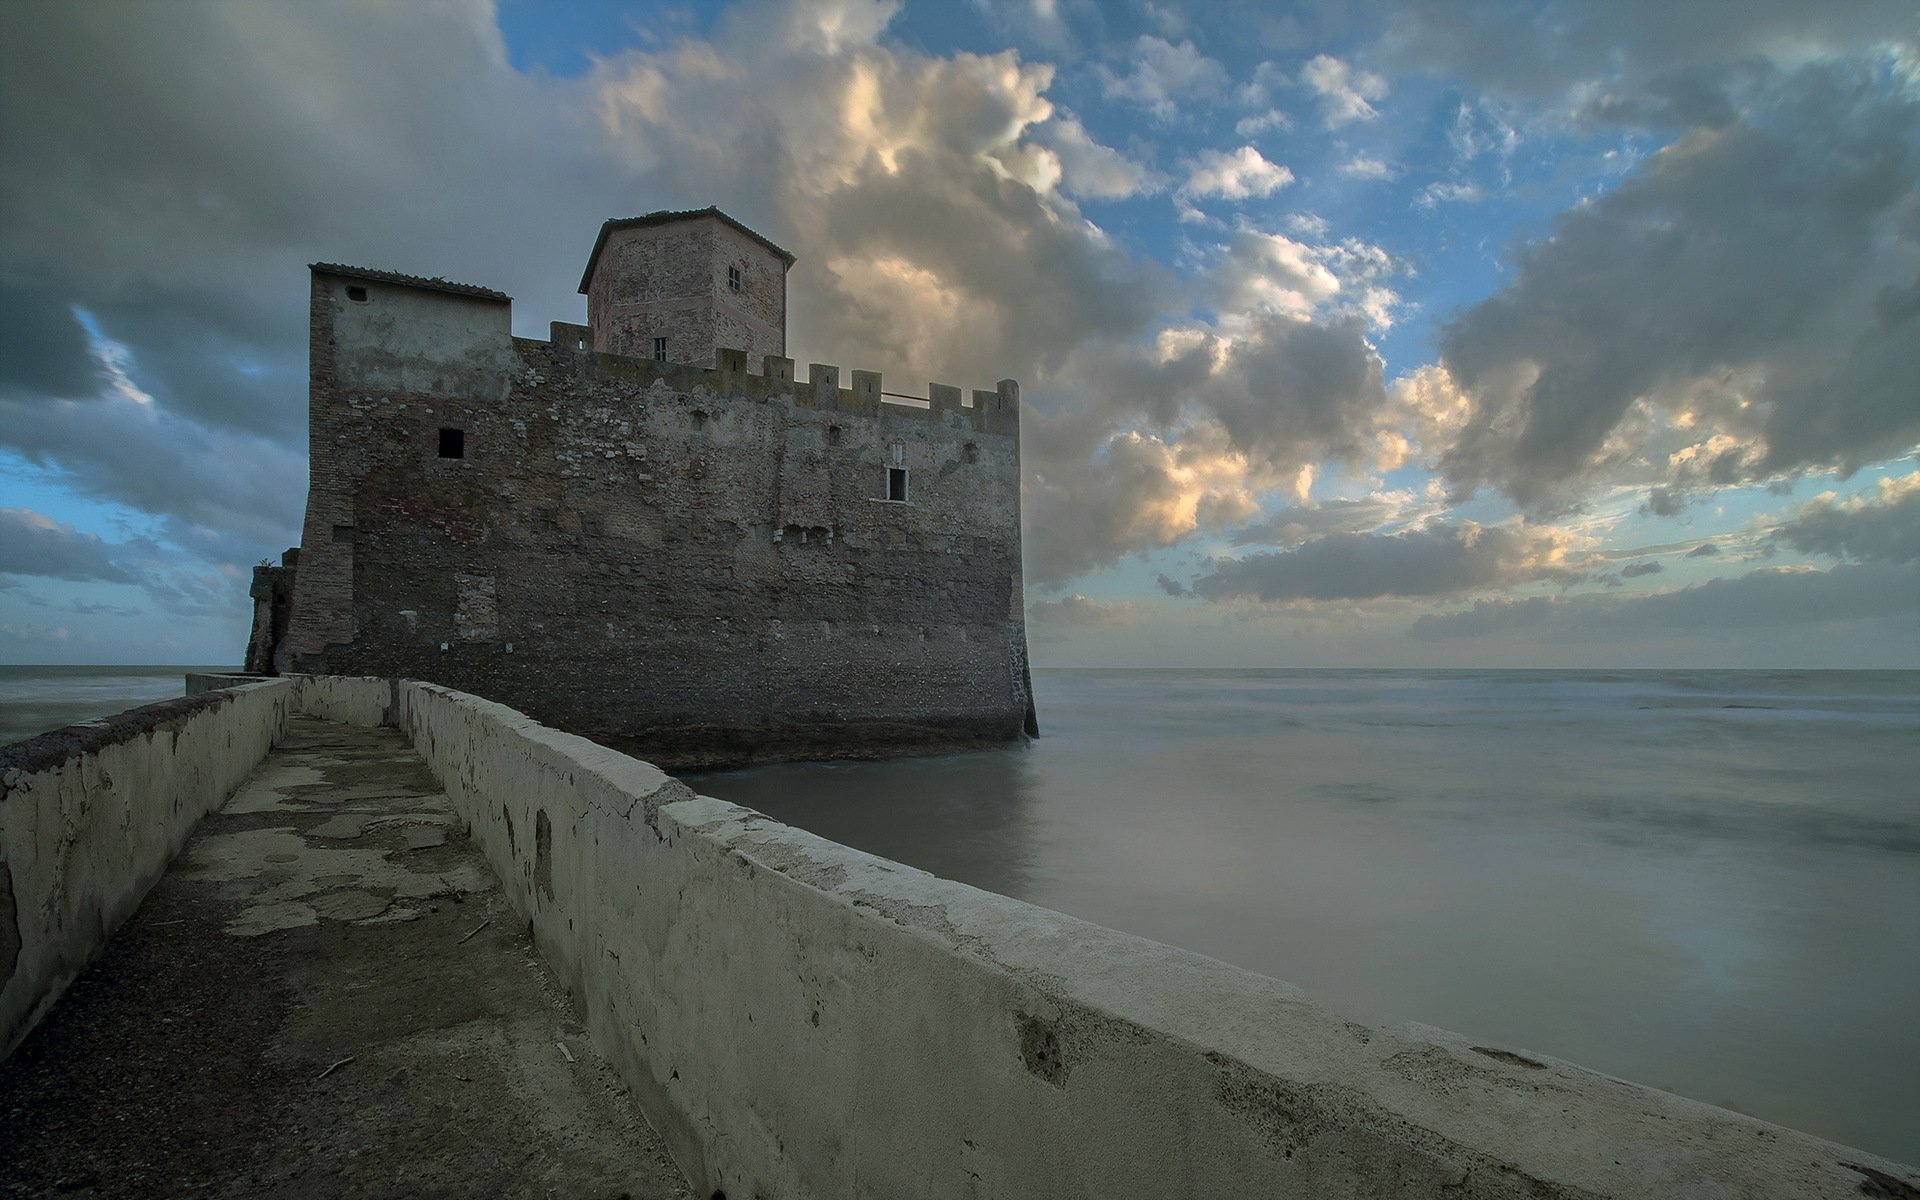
[0,664,232,746]
[690,668,1920,1164]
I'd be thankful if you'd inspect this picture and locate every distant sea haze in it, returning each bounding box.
[7,665,1917,1164]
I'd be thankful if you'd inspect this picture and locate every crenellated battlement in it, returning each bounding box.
[285,209,1038,766]
[526,322,1020,435]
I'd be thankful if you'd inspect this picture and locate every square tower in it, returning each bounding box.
[578,207,794,366]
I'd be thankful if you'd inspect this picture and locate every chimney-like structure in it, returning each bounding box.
[578,206,794,367]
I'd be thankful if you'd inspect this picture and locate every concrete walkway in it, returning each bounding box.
[0,717,691,1200]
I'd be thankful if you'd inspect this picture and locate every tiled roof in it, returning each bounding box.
[310,263,510,303]
[577,206,796,293]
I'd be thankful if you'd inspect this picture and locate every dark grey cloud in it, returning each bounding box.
[0,507,245,619]
[1620,560,1663,578]
[0,508,141,583]
[1437,63,1920,508]
[1687,542,1720,557]
[0,0,629,578]
[1411,562,1920,639]
[1154,572,1188,596]
[1192,521,1585,603]
[1772,474,1920,565]
[1375,0,1917,105]
[0,280,108,399]
[1643,487,1688,518]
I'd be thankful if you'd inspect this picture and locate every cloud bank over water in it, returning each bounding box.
[0,0,1913,664]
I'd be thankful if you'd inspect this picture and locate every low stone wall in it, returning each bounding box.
[392,680,1916,1199]
[0,678,296,1055]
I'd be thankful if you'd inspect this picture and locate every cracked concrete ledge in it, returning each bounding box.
[1,677,296,1057]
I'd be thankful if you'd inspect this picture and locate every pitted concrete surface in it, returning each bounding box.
[0,717,690,1199]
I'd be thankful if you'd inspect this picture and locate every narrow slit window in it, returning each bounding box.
[653,336,668,362]
[438,427,465,459]
[727,265,742,293]
[346,286,368,302]
[887,466,908,502]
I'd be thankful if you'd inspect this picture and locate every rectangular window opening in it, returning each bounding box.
[653,336,668,362]
[438,427,465,459]
[331,524,355,545]
[887,466,908,502]
[346,286,368,302]
[727,265,742,293]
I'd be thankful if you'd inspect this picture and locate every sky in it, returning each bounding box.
[0,0,1916,668]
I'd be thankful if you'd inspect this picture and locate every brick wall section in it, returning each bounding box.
[588,216,787,365]
[285,272,1033,768]
[284,276,356,662]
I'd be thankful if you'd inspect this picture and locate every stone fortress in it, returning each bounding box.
[255,207,1037,766]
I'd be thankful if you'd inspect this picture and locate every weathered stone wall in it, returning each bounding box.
[285,270,1033,767]
[588,215,787,365]
[243,549,299,674]
[0,679,297,1056]
[393,677,1918,1200]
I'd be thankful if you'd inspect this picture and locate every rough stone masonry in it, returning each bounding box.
[266,207,1037,768]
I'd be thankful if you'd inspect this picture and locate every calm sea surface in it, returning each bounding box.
[5,665,1916,1162]
[691,668,1920,1164]
[0,665,232,746]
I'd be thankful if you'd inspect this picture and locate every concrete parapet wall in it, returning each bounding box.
[390,679,1913,1200]
[0,679,298,1056]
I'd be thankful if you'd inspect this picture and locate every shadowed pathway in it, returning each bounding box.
[0,717,690,1200]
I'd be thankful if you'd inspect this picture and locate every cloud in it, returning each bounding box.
[0,508,140,583]
[1436,63,1920,508]
[1687,542,1720,557]
[1413,180,1483,208]
[1301,54,1387,127]
[0,281,109,399]
[1098,36,1228,120]
[1023,419,1264,587]
[1035,111,1163,199]
[1771,470,1920,564]
[1178,146,1294,201]
[1153,572,1187,596]
[1410,562,1920,639]
[1191,520,1590,603]
[1028,592,1137,626]
[1619,560,1663,578]
[1229,494,1422,546]
[1376,0,1918,106]
[1339,154,1394,180]
[0,0,1185,599]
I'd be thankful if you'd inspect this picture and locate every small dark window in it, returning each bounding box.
[346,286,368,302]
[331,524,355,545]
[887,466,908,502]
[727,265,742,293]
[438,428,465,459]
[653,336,668,362]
